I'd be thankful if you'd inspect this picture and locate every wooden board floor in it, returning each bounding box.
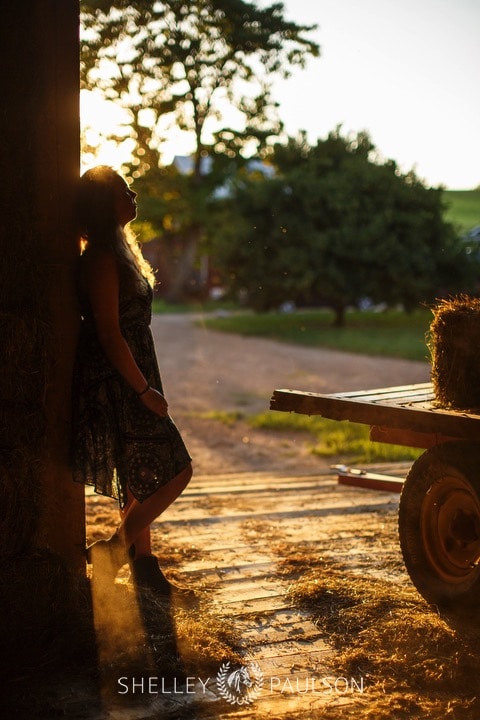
[87,466,409,719]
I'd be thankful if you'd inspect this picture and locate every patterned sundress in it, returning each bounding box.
[71,264,191,509]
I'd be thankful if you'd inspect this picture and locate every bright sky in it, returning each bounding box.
[81,0,480,189]
[271,0,480,189]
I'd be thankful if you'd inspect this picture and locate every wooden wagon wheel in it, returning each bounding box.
[399,440,480,607]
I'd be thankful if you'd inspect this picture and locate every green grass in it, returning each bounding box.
[152,297,238,314]
[202,308,432,362]
[444,189,480,233]
[249,411,422,463]
[188,409,245,426]
[188,407,421,463]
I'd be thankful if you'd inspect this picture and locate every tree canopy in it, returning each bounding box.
[211,130,473,324]
[81,0,320,299]
[81,0,319,177]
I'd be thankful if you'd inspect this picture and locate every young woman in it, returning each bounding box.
[72,165,193,595]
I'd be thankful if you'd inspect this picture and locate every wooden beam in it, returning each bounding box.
[369,425,459,450]
[0,1,84,571]
[39,1,84,573]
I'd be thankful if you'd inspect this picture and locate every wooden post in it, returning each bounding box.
[0,2,84,571]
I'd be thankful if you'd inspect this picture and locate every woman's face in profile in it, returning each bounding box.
[113,176,137,226]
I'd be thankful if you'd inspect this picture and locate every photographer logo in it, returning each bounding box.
[216,661,264,705]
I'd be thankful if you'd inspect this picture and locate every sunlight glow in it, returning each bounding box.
[81,89,197,172]
[80,90,136,173]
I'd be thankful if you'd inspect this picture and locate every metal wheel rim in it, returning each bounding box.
[421,474,480,585]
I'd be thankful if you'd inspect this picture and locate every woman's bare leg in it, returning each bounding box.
[121,489,152,558]
[119,463,193,552]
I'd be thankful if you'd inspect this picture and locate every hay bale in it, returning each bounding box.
[429,296,480,409]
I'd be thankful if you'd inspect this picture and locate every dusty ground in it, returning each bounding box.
[152,312,430,475]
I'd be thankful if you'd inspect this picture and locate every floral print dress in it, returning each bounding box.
[71,271,191,509]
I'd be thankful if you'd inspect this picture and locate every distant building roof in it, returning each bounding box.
[172,154,274,178]
[173,155,213,175]
[172,154,276,200]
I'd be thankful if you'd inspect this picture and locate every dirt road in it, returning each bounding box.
[152,313,431,475]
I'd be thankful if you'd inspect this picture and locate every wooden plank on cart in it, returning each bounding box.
[333,382,434,403]
[270,383,480,441]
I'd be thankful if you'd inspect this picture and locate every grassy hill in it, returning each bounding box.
[444,188,480,233]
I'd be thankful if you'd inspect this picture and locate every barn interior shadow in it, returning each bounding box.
[0,555,184,719]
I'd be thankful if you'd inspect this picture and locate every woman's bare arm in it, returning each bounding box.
[85,250,168,416]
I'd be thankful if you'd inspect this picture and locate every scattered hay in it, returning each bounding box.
[155,542,204,568]
[286,563,480,719]
[138,587,245,677]
[176,605,245,672]
[2,569,244,718]
[429,295,480,409]
[84,504,240,678]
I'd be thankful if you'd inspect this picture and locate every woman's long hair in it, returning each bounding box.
[77,165,155,288]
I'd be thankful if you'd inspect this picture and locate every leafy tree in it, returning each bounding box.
[211,130,473,325]
[132,163,215,298]
[80,0,319,299]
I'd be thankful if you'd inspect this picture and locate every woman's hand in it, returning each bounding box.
[139,387,169,417]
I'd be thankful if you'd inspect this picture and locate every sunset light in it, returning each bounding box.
[80,90,135,172]
[80,89,197,174]
[81,0,480,189]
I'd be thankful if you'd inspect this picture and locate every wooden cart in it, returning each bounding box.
[270,382,480,607]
